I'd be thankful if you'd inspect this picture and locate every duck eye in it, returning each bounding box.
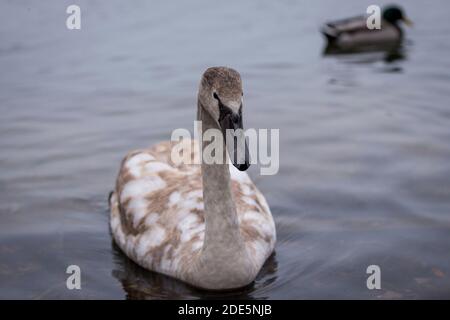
[213,92,219,100]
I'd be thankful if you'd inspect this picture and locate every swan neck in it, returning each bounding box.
[197,101,245,254]
[183,100,254,289]
[198,104,243,239]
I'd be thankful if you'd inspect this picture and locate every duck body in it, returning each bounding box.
[322,16,402,52]
[110,139,276,290]
[321,6,411,53]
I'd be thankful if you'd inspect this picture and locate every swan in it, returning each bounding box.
[109,67,276,290]
[321,5,412,53]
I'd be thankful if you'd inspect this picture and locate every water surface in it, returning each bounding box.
[1,0,450,299]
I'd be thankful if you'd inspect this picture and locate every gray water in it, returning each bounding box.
[1,0,450,299]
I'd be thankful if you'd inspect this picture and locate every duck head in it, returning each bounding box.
[383,5,413,27]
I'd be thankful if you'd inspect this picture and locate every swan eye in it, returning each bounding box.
[213,92,219,100]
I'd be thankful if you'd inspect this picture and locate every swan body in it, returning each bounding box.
[321,5,411,53]
[110,67,276,290]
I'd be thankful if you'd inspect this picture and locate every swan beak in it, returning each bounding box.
[219,110,250,171]
[403,17,413,27]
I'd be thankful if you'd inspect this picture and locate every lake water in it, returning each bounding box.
[1,0,450,299]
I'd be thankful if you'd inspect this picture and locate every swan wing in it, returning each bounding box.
[110,140,204,279]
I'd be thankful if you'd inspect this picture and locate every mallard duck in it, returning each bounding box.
[109,67,276,290]
[321,5,412,52]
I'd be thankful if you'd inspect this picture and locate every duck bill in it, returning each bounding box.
[403,17,413,27]
[219,113,250,171]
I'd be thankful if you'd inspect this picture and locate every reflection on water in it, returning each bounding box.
[112,241,278,299]
[323,43,407,64]
[323,43,408,76]
[1,0,450,299]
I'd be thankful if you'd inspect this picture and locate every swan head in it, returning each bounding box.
[198,67,250,171]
